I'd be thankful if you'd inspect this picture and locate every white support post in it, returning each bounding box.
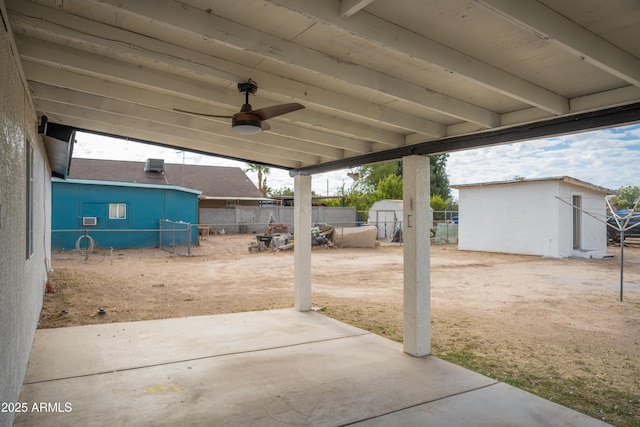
[294,174,312,311]
[402,155,431,356]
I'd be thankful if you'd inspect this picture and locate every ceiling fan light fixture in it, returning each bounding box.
[232,119,262,134]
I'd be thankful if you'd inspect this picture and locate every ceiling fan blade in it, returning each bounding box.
[251,103,304,120]
[261,121,271,131]
[173,108,233,119]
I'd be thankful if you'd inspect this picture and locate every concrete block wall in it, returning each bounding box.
[199,207,237,233]
[199,206,357,234]
[236,206,265,233]
[312,206,358,226]
[0,20,51,426]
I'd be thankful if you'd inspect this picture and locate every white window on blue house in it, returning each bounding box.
[109,203,127,219]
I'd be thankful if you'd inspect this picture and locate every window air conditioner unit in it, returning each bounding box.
[145,158,165,172]
[82,217,97,226]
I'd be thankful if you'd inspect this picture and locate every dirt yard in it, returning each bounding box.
[43,235,640,426]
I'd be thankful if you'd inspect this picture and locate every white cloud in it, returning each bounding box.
[447,124,640,191]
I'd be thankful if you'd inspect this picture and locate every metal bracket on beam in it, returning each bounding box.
[37,115,48,134]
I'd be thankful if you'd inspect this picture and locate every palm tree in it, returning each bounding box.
[245,163,270,197]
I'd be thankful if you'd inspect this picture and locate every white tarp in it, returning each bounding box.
[332,225,378,248]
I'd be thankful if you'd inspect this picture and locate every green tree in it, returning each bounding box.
[374,174,403,200]
[268,187,294,197]
[430,194,447,211]
[355,161,401,192]
[352,155,451,203]
[338,157,450,221]
[340,186,377,221]
[614,185,640,209]
[315,197,342,207]
[245,163,270,197]
[429,154,451,200]
[355,155,450,200]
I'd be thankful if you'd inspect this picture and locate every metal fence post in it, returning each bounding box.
[187,223,192,256]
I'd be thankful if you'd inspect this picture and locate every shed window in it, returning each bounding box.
[109,203,127,219]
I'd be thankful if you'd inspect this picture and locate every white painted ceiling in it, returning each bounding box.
[5,0,640,174]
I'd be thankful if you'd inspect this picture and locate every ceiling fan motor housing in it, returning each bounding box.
[238,81,258,95]
[232,112,262,134]
[232,117,261,127]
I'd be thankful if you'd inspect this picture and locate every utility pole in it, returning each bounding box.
[176,150,185,186]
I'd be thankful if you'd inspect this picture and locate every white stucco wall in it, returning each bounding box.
[457,179,608,258]
[0,21,51,426]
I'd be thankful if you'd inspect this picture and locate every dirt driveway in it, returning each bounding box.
[44,235,640,425]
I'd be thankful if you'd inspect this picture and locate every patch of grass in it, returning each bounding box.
[39,269,91,328]
[319,302,403,343]
[433,344,640,427]
[50,269,84,289]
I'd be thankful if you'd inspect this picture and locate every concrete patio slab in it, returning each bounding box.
[352,382,607,427]
[23,309,365,383]
[16,309,609,426]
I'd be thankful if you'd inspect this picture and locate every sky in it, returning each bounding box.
[72,123,640,199]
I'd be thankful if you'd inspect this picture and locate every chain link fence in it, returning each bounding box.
[159,220,193,256]
[51,211,459,261]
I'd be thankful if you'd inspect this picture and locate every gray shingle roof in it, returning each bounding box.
[68,158,264,198]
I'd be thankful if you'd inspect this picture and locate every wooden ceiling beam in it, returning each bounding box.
[479,0,640,88]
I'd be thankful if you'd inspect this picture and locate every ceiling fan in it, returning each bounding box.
[174,79,304,135]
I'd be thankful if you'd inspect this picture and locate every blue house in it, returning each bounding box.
[52,177,200,250]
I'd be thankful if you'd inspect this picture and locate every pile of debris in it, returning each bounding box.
[248,212,378,253]
[248,223,338,253]
[311,224,336,248]
[248,214,292,253]
[248,233,292,253]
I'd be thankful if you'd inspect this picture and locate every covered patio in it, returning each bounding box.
[16,309,609,426]
[2,1,639,425]
[4,0,639,358]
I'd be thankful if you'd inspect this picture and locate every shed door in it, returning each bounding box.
[376,210,398,239]
[573,195,582,250]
